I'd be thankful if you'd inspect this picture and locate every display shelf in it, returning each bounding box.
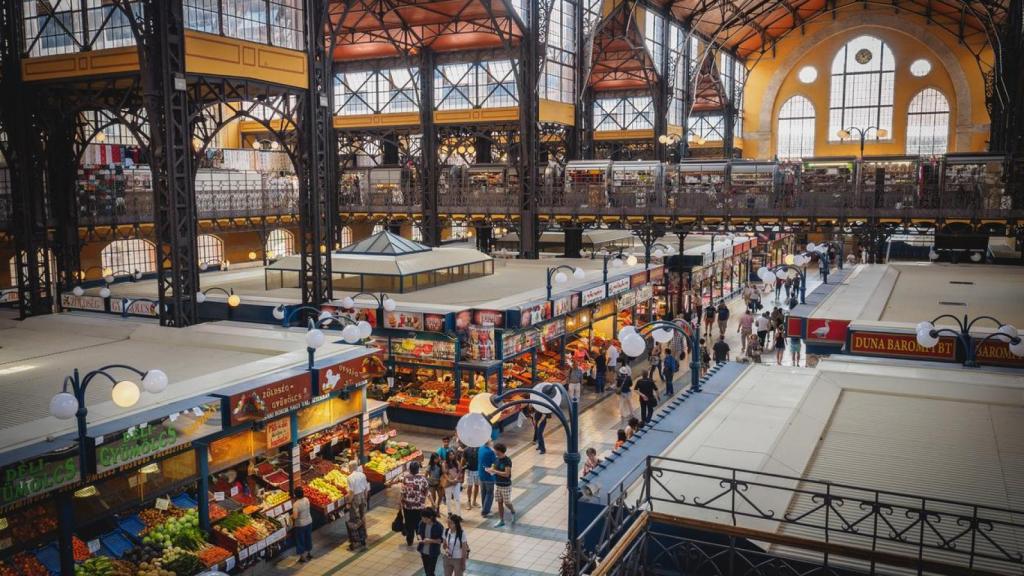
[564,160,612,206]
[860,156,920,209]
[609,161,664,208]
[800,158,856,208]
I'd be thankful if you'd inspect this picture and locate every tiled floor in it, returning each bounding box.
[250,288,793,575]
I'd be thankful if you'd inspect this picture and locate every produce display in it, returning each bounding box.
[12,552,48,576]
[141,509,204,551]
[0,561,18,576]
[196,545,232,568]
[213,511,280,549]
[208,503,228,523]
[73,536,93,562]
[5,504,58,544]
[260,490,289,509]
[157,547,201,576]
[121,543,163,566]
[365,441,421,482]
[73,557,134,576]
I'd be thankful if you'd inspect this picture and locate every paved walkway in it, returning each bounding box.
[249,278,822,575]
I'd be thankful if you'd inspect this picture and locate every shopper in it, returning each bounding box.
[582,447,601,476]
[703,303,716,335]
[478,440,496,517]
[649,345,663,382]
[789,335,802,366]
[712,335,730,363]
[737,309,754,355]
[443,450,464,516]
[774,277,783,302]
[594,347,607,393]
[463,444,480,510]
[416,508,444,576]
[771,306,784,331]
[566,360,583,401]
[437,436,452,461]
[755,312,771,348]
[291,486,313,562]
[487,443,516,527]
[626,417,641,438]
[749,288,762,313]
[606,342,620,375]
[662,348,679,396]
[635,367,659,424]
[427,453,444,509]
[784,277,793,300]
[716,302,730,337]
[401,461,430,548]
[700,339,711,375]
[747,332,762,363]
[532,408,550,455]
[346,461,370,517]
[774,326,786,364]
[442,514,470,576]
[344,495,367,551]
[614,429,627,449]
[616,365,634,425]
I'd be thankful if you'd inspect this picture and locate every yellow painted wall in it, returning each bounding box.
[742,8,991,159]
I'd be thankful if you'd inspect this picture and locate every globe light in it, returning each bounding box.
[99,287,111,299]
[468,392,495,415]
[341,296,355,309]
[876,128,889,139]
[622,333,647,357]
[382,297,397,312]
[72,286,84,297]
[554,271,568,284]
[318,311,333,323]
[998,324,1019,339]
[916,321,934,335]
[776,269,789,279]
[199,262,209,271]
[357,320,373,339]
[970,252,982,262]
[784,255,795,266]
[456,412,493,447]
[142,369,168,394]
[652,328,674,344]
[837,129,851,139]
[929,249,939,261]
[133,270,142,280]
[196,291,207,304]
[306,328,326,349]
[653,248,664,258]
[104,274,115,284]
[806,243,816,252]
[617,325,637,342]
[248,251,258,261]
[916,328,940,349]
[626,255,638,266]
[530,382,563,414]
[111,380,141,408]
[272,304,286,320]
[227,294,241,307]
[573,267,585,280]
[611,258,624,269]
[49,392,79,420]
[341,324,361,343]
[221,260,231,271]
[1009,338,1024,357]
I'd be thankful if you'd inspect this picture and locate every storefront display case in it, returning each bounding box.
[564,160,612,207]
[859,156,921,209]
[609,161,665,208]
[368,166,410,205]
[800,158,856,209]
[338,167,369,205]
[937,153,1006,211]
[729,161,777,211]
[674,160,728,210]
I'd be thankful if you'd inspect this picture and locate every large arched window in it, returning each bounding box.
[101,239,157,275]
[906,88,950,155]
[197,234,225,267]
[340,226,353,247]
[266,229,295,258]
[829,35,894,141]
[777,96,816,159]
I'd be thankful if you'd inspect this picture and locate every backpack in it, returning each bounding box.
[617,374,632,394]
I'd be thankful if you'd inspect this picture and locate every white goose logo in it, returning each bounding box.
[812,319,831,339]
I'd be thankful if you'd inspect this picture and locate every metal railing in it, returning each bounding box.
[576,456,1024,575]
[76,186,299,226]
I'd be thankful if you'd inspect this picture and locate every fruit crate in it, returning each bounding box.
[100,531,133,558]
[116,515,145,540]
[34,544,60,576]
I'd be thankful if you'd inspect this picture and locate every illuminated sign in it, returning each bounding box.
[92,400,221,473]
[317,352,383,394]
[849,332,956,360]
[805,318,850,344]
[0,445,80,508]
[226,373,312,426]
[607,277,630,297]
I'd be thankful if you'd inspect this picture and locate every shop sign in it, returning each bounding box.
[849,331,956,360]
[465,325,496,360]
[805,318,850,345]
[607,277,630,297]
[424,313,446,332]
[974,339,1024,367]
[61,293,106,312]
[786,316,803,338]
[109,298,158,317]
[454,310,471,331]
[630,271,648,288]
[552,294,579,317]
[265,417,291,449]
[93,400,222,473]
[0,445,80,508]
[473,309,504,328]
[318,352,383,394]
[385,310,423,330]
[581,285,606,306]
[648,266,665,283]
[593,299,616,320]
[636,285,653,303]
[617,290,636,311]
[390,337,457,361]
[226,372,312,426]
[519,301,551,328]
[539,318,565,342]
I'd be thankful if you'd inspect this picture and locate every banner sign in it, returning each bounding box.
[581,285,607,306]
[974,339,1024,367]
[607,277,630,297]
[317,352,383,395]
[648,266,665,283]
[385,311,423,330]
[539,318,565,343]
[423,313,446,332]
[0,443,80,509]
[636,285,654,303]
[226,372,312,426]
[552,294,580,317]
[804,318,850,345]
[61,293,106,312]
[630,271,648,289]
[265,417,291,449]
[519,301,551,328]
[848,331,956,360]
[110,298,158,317]
[92,400,221,473]
[617,290,636,311]
[465,326,496,360]
[502,330,540,358]
[473,309,504,328]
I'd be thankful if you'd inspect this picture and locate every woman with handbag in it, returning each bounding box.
[427,453,445,509]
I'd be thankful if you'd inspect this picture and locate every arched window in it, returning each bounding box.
[411,226,423,242]
[906,88,950,155]
[777,96,816,160]
[101,239,157,275]
[266,229,295,258]
[197,235,225,267]
[829,35,894,141]
[340,226,353,247]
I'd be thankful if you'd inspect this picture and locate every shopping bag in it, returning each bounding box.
[391,509,405,532]
[515,412,526,429]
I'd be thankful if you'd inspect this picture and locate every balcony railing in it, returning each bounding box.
[77,186,299,227]
[576,456,1024,576]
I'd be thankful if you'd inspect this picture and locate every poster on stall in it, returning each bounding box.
[110,298,159,317]
[465,325,496,360]
[502,330,540,358]
[648,266,664,283]
[581,285,606,306]
[630,271,648,288]
[617,290,636,311]
[424,313,446,332]
[552,293,580,317]
[519,301,551,328]
[60,293,106,312]
[386,310,423,330]
[91,400,222,473]
[390,336,457,361]
[265,417,291,449]
[473,309,505,328]
[539,318,565,342]
[608,277,630,297]
[318,351,385,394]
[226,372,312,426]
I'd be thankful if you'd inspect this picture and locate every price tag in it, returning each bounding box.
[247,545,258,557]
[192,406,205,417]
[271,505,281,517]
[94,435,104,446]
[214,491,225,501]
[326,501,335,513]
[87,539,102,553]
[224,557,235,571]
[311,446,320,457]
[283,500,292,511]
[154,497,170,510]
[128,475,139,488]
[238,548,248,561]
[168,412,179,422]
[257,539,267,551]
[229,486,239,497]
[331,437,339,446]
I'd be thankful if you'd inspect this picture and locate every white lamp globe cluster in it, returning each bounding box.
[49,368,168,420]
[618,326,647,357]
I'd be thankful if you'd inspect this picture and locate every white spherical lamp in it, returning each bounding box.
[652,328,674,344]
[199,262,208,271]
[341,296,355,309]
[617,326,637,342]
[653,248,664,258]
[382,297,397,312]
[227,294,241,307]
[530,382,563,414]
[272,304,286,320]
[757,267,769,279]
[72,286,84,297]
[572,267,585,280]
[318,311,333,323]
[99,287,111,299]
[50,392,79,420]
[111,380,141,408]
[916,328,940,349]
[196,291,207,304]
[456,412,493,448]
[341,324,361,343]
[622,333,647,357]
[775,269,789,279]
[142,369,168,394]
[468,392,495,415]
[784,255,795,266]
[998,324,1019,339]
[915,321,934,335]
[306,328,326,349]
[611,258,624,269]
[626,255,638,267]
[103,274,115,284]
[357,320,373,339]
[970,252,982,262]
[1009,338,1024,357]
[806,243,816,253]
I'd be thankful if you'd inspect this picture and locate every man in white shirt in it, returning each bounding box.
[754,313,771,348]
[606,343,620,370]
[347,462,371,516]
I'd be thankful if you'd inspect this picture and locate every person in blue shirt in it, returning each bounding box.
[477,440,496,517]
[662,349,679,396]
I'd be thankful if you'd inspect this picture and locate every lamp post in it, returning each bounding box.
[339,291,398,325]
[837,126,889,158]
[196,287,241,318]
[804,242,830,284]
[546,265,586,300]
[757,259,808,305]
[915,316,1024,368]
[618,320,701,392]
[279,305,372,369]
[647,242,674,270]
[599,250,637,283]
[455,383,580,569]
[71,267,142,297]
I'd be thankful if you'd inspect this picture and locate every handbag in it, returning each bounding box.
[391,508,405,532]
